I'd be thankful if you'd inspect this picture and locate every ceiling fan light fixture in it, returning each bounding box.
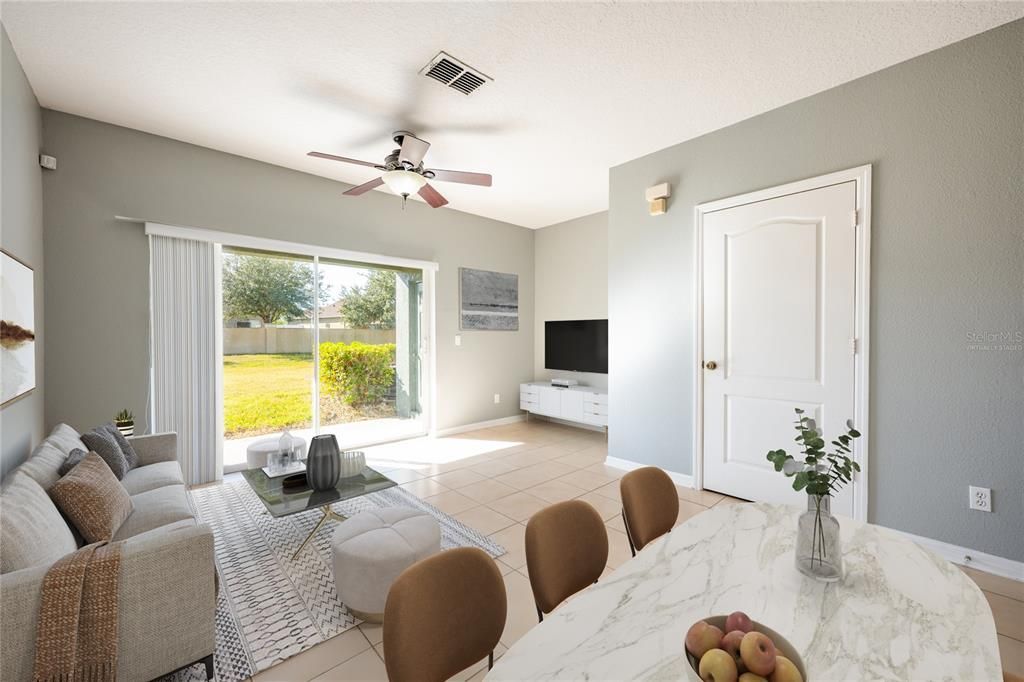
[382,169,426,198]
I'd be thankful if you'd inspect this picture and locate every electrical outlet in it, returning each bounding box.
[493,393,501,404]
[969,486,991,512]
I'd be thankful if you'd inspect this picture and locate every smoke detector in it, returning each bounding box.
[421,52,492,95]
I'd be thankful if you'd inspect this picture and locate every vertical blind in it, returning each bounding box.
[149,233,221,484]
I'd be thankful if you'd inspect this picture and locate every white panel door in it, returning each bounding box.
[702,181,857,515]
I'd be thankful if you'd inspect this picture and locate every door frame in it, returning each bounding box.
[692,165,872,521]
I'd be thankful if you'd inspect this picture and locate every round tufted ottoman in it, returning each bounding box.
[331,507,441,622]
[245,435,306,469]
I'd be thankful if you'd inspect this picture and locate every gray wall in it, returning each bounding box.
[609,19,1023,561]
[40,111,534,436]
[1,26,44,478]
[534,212,608,390]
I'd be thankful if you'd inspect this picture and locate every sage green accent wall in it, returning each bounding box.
[40,111,534,437]
[608,20,1023,561]
[1,25,44,478]
[534,211,608,389]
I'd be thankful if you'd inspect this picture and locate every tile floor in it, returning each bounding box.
[239,419,1022,681]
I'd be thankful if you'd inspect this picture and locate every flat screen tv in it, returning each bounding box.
[545,319,608,374]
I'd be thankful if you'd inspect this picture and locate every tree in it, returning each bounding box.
[337,270,396,329]
[222,254,324,324]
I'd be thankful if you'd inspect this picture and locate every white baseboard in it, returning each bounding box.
[433,414,526,437]
[891,529,1024,582]
[604,456,694,488]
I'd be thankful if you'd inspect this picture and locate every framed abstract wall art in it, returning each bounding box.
[1,250,36,406]
[459,267,519,331]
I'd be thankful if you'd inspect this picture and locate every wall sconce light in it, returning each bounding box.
[645,182,671,216]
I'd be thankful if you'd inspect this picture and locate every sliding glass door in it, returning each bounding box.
[220,247,428,471]
[315,259,425,449]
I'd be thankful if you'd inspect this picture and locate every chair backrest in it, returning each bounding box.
[620,466,679,551]
[525,499,608,615]
[1004,672,1024,682]
[383,547,506,682]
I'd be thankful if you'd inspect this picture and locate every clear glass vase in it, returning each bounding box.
[795,494,842,582]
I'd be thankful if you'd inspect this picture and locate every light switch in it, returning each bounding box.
[455,334,462,347]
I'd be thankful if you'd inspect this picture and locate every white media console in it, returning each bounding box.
[519,382,608,429]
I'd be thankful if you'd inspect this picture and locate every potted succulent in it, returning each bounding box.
[766,408,861,582]
[114,409,135,437]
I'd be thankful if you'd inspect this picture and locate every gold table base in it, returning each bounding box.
[292,505,347,559]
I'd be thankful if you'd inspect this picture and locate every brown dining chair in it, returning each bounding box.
[383,547,507,682]
[1004,672,1024,682]
[525,499,609,621]
[620,466,679,556]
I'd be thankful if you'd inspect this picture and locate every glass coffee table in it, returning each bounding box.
[241,465,397,558]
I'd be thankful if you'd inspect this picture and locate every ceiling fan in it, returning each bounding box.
[308,131,492,209]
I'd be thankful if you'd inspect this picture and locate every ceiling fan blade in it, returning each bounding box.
[399,133,430,167]
[343,177,385,196]
[418,183,449,208]
[308,151,381,168]
[426,169,492,187]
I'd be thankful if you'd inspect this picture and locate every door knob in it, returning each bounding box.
[705,360,718,370]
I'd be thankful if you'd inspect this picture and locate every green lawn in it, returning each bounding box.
[223,353,397,439]
[223,354,313,438]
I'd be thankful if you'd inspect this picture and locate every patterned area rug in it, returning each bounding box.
[169,477,506,681]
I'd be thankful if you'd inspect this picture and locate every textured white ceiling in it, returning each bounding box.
[3,2,1021,228]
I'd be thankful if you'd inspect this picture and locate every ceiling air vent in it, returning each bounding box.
[421,52,491,95]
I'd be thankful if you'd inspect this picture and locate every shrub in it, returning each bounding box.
[319,342,396,407]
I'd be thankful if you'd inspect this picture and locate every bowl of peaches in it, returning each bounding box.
[684,611,806,682]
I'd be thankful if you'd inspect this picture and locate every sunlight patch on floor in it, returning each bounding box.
[364,436,522,468]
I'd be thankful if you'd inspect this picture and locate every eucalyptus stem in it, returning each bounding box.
[813,495,827,567]
[811,504,819,567]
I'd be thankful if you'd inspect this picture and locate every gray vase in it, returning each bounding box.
[306,434,341,491]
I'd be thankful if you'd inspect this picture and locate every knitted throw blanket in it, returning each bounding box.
[33,542,122,682]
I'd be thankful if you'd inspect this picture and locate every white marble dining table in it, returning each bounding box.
[486,502,1002,681]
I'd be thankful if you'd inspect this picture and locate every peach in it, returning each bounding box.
[768,655,803,682]
[739,631,777,677]
[685,620,724,658]
[699,648,739,682]
[738,674,768,682]
[725,611,753,634]
[721,630,746,670]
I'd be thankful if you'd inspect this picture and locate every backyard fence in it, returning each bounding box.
[223,327,395,355]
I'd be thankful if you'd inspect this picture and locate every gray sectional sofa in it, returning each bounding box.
[0,424,216,681]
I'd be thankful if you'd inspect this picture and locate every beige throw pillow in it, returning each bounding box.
[50,452,134,543]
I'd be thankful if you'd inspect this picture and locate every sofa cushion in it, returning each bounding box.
[81,430,128,479]
[17,443,68,491]
[46,423,89,457]
[120,461,185,495]
[113,485,195,541]
[50,453,135,543]
[18,424,88,491]
[0,472,78,574]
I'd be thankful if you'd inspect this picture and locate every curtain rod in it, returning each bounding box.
[115,215,440,272]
